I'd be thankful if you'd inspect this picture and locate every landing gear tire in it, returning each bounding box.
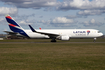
[93,38,97,42]
[51,39,56,42]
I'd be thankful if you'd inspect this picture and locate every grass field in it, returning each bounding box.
[0,39,105,70]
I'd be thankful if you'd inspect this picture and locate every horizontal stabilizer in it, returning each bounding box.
[4,31,18,34]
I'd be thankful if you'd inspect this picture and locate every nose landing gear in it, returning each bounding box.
[93,38,97,42]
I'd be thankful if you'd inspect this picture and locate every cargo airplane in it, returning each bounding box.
[5,15,103,42]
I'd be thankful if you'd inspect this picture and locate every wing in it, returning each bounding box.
[29,25,59,37]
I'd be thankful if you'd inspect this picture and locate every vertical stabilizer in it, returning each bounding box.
[5,15,29,37]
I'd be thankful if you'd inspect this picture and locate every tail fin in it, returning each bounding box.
[5,15,22,32]
[5,15,29,37]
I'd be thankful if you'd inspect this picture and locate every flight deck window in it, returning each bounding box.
[98,31,101,33]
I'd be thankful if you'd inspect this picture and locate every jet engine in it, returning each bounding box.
[57,35,70,40]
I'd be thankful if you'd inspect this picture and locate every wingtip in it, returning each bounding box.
[29,25,36,32]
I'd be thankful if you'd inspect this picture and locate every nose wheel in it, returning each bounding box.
[93,38,97,42]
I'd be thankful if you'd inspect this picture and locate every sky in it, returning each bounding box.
[0,0,105,34]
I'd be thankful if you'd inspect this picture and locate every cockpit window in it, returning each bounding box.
[98,31,101,33]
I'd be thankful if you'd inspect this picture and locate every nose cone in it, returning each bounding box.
[100,33,104,37]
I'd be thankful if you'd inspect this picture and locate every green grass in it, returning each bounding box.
[0,39,105,70]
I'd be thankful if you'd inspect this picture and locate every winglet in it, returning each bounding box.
[29,25,36,32]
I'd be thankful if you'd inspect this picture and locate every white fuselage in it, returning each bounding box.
[23,29,103,39]
[5,15,103,41]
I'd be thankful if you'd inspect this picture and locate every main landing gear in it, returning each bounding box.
[51,38,56,42]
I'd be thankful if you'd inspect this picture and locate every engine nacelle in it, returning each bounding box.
[60,36,70,40]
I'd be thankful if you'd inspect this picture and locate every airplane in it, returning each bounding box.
[5,15,103,42]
